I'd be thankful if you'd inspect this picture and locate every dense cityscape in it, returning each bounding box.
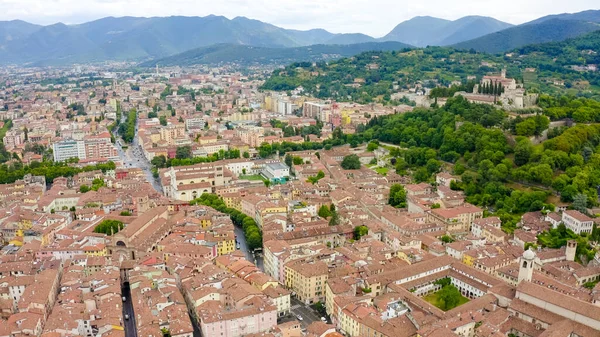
[0,4,599,337]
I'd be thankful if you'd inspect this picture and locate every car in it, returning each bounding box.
[124,314,129,320]
[321,317,327,322]
[296,315,303,321]
[122,296,126,302]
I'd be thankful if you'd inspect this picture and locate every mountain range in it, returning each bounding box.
[0,10,598,65]
[453,11,600,53]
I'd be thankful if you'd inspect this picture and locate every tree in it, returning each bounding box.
[440,235,454,243]
[176,146,192,159]
[341,154,361,170]
[353,226,369,240]
[514,140,532,166]
[94,220,123,235]
[243,151,250,159]
[307,170,325,184]
[292,156,304,165]
[573,193,588,213]
[159,115,168,126]
[79,185,91,193]
[284,154,293,167]
[329,212,340,226]
[426,159,441,174]
[318,205,332,218]
[438,285,463,310]
[151,155,167,168]
[388,184,407,208]
[367,141,379,152]
[413,167,431,183]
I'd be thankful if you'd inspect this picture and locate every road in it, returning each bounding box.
[122,284,137,337]
[114,113,163,193]
[288,298,325,329]
[234,225,264,270]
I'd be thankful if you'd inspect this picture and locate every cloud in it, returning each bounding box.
[0,0,597,36]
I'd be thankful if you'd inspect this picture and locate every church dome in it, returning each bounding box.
[523,249,536,260]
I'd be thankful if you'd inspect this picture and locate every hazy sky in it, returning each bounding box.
[2,0,598,37]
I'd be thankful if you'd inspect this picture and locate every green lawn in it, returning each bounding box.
[239,175,264,181]
[374,167,389,176]
[423,290,469,311]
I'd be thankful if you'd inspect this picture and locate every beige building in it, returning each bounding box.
[427,204,483,234]
[285,258,328,305]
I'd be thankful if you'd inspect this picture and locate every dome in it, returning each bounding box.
[523,249,536,260]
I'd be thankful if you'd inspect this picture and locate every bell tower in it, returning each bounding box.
[518,249,536,283]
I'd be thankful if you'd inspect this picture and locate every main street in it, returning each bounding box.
[234,225,264,270]
[121,284,137,337]
[114,114,162,193]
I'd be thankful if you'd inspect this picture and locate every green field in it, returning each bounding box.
[423,290,470,311]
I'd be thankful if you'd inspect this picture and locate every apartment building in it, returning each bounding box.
[285,259,328,305]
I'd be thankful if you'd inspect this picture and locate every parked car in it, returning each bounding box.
[296,315,303,321]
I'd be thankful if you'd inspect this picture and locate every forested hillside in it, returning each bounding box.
[263,31,600,103]
[358,97,600,231]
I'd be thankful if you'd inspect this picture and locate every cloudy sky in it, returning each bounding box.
[1,0,598,37]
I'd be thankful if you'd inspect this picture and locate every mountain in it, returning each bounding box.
[139,42,412,67]
[452,19,600,54]
[525,9,600,25]
[0,15,378,65]
[382,16,450,47]
[0,20,41,45]
[382,15,513,47]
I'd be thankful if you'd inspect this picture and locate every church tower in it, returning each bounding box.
[518,249,536,283]
[566,240,577,262]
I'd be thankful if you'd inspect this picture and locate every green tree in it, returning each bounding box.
[573,193,588,213]
[440,235,454,243]
[353,225,369,240]
[94,220,123,235]
[159,115,168,126]
[284,154,293,167]
[514,140,532,166]
[367,141,379,152]
[388,184,407,208]
[341,154,361,170]
[307,170,325,184]
[243,151,250,159]
[79,185,91,193]
[151,155,167,168]
[176,146,192,159]
[438,285,463,310]
[292,156,304,165]
[318,205,332,218]
[413,167,431,183]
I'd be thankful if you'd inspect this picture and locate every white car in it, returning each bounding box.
[296,315,303,321]
[124,314,129,320]
[122,296,126,302]
[321,317,327,322]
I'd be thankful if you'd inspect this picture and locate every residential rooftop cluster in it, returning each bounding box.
[0,65,598,337]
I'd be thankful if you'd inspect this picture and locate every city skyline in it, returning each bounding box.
[0,0,597,37]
